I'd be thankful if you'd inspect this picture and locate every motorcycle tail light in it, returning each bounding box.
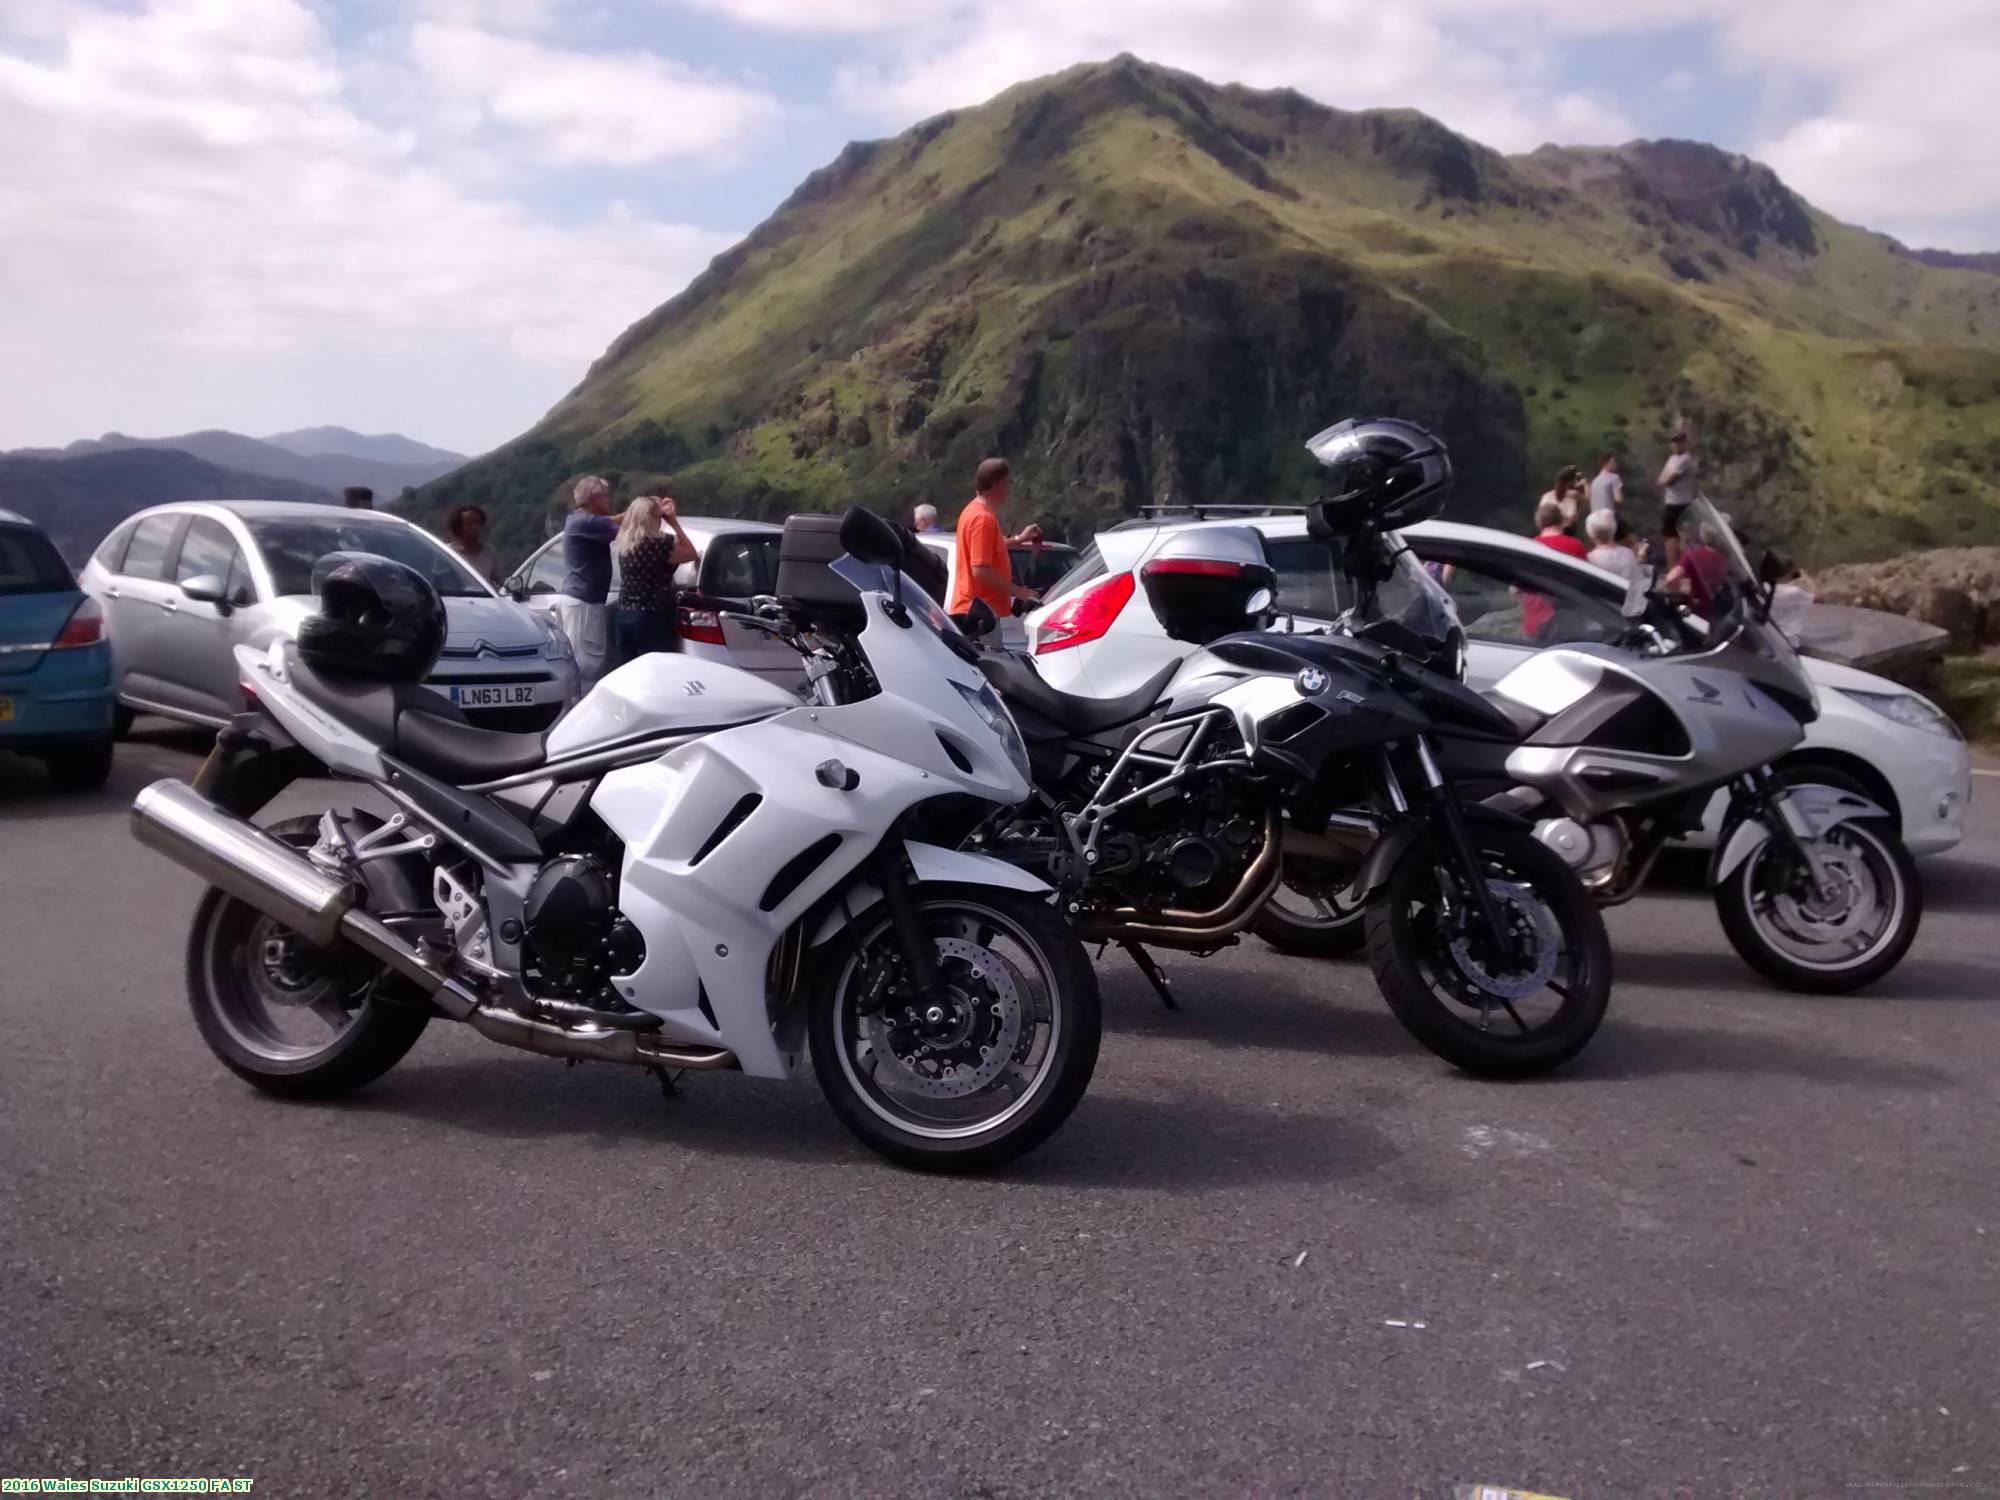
[1033,572,1135,654]
[51,596,105,648]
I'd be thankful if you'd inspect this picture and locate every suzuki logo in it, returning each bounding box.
[683,680,707,696]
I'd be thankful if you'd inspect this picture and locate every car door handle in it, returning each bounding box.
[157,598,178,613]
[105,585,121,599]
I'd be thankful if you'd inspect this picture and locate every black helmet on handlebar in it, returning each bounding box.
[297,551,448,683]
[1303,417,1453,535]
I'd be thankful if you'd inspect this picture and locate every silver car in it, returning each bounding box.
[505,516,805,695]
[80,501,579,733]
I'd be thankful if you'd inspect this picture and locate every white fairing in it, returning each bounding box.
[546,652,795,757]
[1493,651,1602,718]
[588,584,1039,1079]
[234,642,388,780]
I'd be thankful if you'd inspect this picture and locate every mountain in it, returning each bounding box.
[262,426,468,470]
[421,55,2000,564]
[0,449,333,560]
[48,428,462,497]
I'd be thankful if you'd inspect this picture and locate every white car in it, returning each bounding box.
[913,531,1082,650]
[80,501,579,733]
[1025,513,1970,856]
[505,517,805,697]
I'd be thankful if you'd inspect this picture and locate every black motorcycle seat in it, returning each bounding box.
[979,653,1182,736]
[287,656,549,782]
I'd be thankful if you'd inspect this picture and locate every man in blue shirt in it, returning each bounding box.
[554,474,622,690]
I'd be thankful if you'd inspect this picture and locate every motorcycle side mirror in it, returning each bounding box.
[965,598,998,639]
[1758,549,1790,586]
[838,506,903,567]
[837,506,909,623]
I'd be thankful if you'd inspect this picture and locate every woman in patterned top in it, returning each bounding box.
[612,494,697,665]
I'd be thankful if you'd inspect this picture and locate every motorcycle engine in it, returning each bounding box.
[1082,781,1266,910]
[522,855,644,1000]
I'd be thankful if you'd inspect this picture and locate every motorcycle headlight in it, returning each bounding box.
[1838,687,1960,740]
[951,678,1031,783]
[540,629,574,664]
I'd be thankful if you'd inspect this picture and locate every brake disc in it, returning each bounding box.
[861,936,1024,1099]
[1767,840,1877,946]
[1447,880,1561,1001]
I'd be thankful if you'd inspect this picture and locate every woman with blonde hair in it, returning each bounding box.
[612,493,697,665]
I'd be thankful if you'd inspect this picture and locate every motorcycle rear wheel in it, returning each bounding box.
[808,885,1100,1172]
[1253,854,1367,957]
[185,816,430,1099]
[1366,826,1611,1078]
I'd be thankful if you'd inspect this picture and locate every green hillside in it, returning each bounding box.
[425,56,2000,564]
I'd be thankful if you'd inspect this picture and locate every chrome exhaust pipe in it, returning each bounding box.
[132,780,738,1071]
[133,778,480,1020]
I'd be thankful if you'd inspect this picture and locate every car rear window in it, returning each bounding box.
[701,533,779,598]
[1039,544,1104,605]
[247,516,489,598]
[0,527,73,596]
[1012,544,1081,594]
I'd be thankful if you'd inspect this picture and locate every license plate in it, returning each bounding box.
[0,697,12,722]
[451,683,537,708]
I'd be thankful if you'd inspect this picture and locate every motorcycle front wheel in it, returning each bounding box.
[1365,826,1612,1078]
[1714,819,1921,993]
[808,885,1100,1172]
[1252,854,1368,957]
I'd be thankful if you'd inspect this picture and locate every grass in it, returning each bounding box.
[1936,654,2000,745]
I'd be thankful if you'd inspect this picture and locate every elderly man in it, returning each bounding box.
[554,474,622,690]
[912,503,940,533]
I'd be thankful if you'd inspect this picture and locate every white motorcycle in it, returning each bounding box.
[131,509,1100,1171]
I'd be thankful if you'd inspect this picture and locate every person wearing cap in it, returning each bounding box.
[554,474,624,691]
[1658,430,1697,510]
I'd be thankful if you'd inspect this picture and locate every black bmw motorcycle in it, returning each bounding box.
[931,422,1614,1078]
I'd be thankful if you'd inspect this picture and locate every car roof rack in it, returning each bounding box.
[1107,502,1312,531]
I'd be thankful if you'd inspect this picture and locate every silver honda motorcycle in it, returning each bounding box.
[1272,499,1922,993]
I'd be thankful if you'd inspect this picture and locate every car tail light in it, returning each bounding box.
[679,600,727,646]
[50,596,105,648]
[1033,571,1135,654]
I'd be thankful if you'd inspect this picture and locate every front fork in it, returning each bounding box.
[1387,738,1511,949]
[870,843,943,999]
[1737,768,1835,896]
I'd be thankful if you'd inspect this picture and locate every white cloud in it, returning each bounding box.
[830,0,1634,155]
[410,22,779,166]
[0,0,740,449]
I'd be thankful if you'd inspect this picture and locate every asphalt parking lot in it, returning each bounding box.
[3,724,1996,1497]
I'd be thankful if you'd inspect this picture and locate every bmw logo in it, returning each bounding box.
[1295,667,1330,696]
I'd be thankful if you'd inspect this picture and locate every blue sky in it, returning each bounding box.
[1,0,1992,457]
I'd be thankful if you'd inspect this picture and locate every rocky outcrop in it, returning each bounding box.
[1815,548,2000,652]
[1794,603,1949,685]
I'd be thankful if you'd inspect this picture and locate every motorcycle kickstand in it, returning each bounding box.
[1121,941,1179,1011]
[648,1066,683,1101]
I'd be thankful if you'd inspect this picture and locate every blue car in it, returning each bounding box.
[0,508,117,790]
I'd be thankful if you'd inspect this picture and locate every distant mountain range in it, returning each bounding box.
[423,54,2000,565]
[0,426,468,559]
[0,450,335,560]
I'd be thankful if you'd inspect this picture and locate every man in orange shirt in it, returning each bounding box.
[948,457,1042,625]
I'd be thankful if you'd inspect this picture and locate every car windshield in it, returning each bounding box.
[247,516,490,599]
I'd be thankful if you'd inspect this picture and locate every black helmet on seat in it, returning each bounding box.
[1303,417,1453,536]
[297,551,448,682]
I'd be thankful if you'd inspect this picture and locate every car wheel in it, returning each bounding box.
[45,738,115,792]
